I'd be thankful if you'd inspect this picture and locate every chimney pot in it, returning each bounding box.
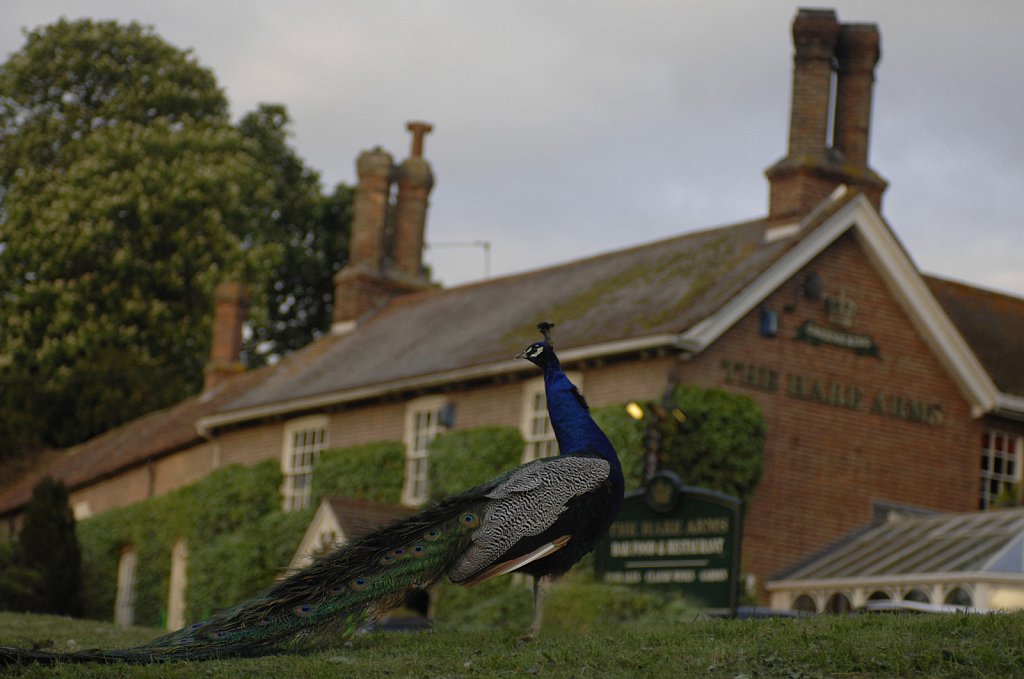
[406,121,433,159]
[393,122,435,281]
[348,147,395,272]
[834,23,881,167]
[787,9,839,157]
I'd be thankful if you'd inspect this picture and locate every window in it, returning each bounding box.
[824,592,852,614]
[114,547,137,627]
[403,396,450,506]
[520,374,582,463]
[944,587,972,607]
[282,417,329,511]
[903,588,931,603]
[792,594,817,613]
[980,430,1023,509]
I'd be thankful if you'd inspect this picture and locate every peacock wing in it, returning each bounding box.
[447,455,610,584]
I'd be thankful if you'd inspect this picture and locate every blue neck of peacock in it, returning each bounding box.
[543,361,623,484]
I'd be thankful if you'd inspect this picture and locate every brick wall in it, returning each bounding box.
[682,231,979,589]
[70,466,151,518]
[152,443,216,496]
[218,420,288,468]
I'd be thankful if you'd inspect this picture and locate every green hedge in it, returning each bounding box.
[428,427,524,499]
[312,441,405,504]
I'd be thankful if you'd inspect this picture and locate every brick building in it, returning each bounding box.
[2,8,1023,612]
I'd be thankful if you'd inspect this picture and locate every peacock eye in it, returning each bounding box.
[460,513,479,527]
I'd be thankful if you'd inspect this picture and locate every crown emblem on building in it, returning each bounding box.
[827,289,857,329]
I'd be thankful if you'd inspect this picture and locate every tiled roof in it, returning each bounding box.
[776,507,1024,580]
[0,215,797,517]
[221,217,791,414]
[326,497,416,540]
[0,366,274,515]
[925,275,1024,398]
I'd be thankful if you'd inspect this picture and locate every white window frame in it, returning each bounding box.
[980,429,1023,509]
[519,373,582,463]
[114,547,137,627]
[281,416,329,512]
[402,396,449,506]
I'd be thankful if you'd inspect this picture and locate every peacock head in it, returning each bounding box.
[516,341,557,369]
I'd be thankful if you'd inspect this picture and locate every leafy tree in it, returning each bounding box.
[17,477,81,615]
[237,105,352,363]
[0,18,228,202]
[0,20,351,454]
[0,119,282,447]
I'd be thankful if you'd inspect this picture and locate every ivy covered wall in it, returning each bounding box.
[73,392,761,627]
[77,461,309,626]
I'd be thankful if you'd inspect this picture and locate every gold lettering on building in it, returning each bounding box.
[720,360,943,427]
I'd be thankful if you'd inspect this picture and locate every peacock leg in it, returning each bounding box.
[527,575,552,639]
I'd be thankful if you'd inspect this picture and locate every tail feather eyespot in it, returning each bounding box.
[460,513,480,528]
[350,577,371,591]
[424,528,442,541]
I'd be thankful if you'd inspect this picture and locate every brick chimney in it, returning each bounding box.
[349,146,394,273]
[392,121,435,283]
[834,23,880,168]
[204,281,249,391]
[332,123,434,333]
[765,8,887,223]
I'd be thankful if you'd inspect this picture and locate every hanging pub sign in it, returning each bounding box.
[596,471,743,615]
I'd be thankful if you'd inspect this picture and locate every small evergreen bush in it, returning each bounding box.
[17,477,81,616]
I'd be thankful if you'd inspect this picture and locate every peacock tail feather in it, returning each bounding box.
[1,492,491,664]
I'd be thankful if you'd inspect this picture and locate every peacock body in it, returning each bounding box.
[0,330,623,664]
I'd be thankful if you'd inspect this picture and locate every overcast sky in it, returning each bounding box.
[4,1,1022,296]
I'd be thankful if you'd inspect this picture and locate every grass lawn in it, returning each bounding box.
[2,609,1024,678]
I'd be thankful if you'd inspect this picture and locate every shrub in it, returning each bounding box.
[659,385,765,501]
[16,477,81,615]
[312,442,405,504]
[428,427,523,499]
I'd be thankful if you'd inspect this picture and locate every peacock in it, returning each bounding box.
[0,324,624,665]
